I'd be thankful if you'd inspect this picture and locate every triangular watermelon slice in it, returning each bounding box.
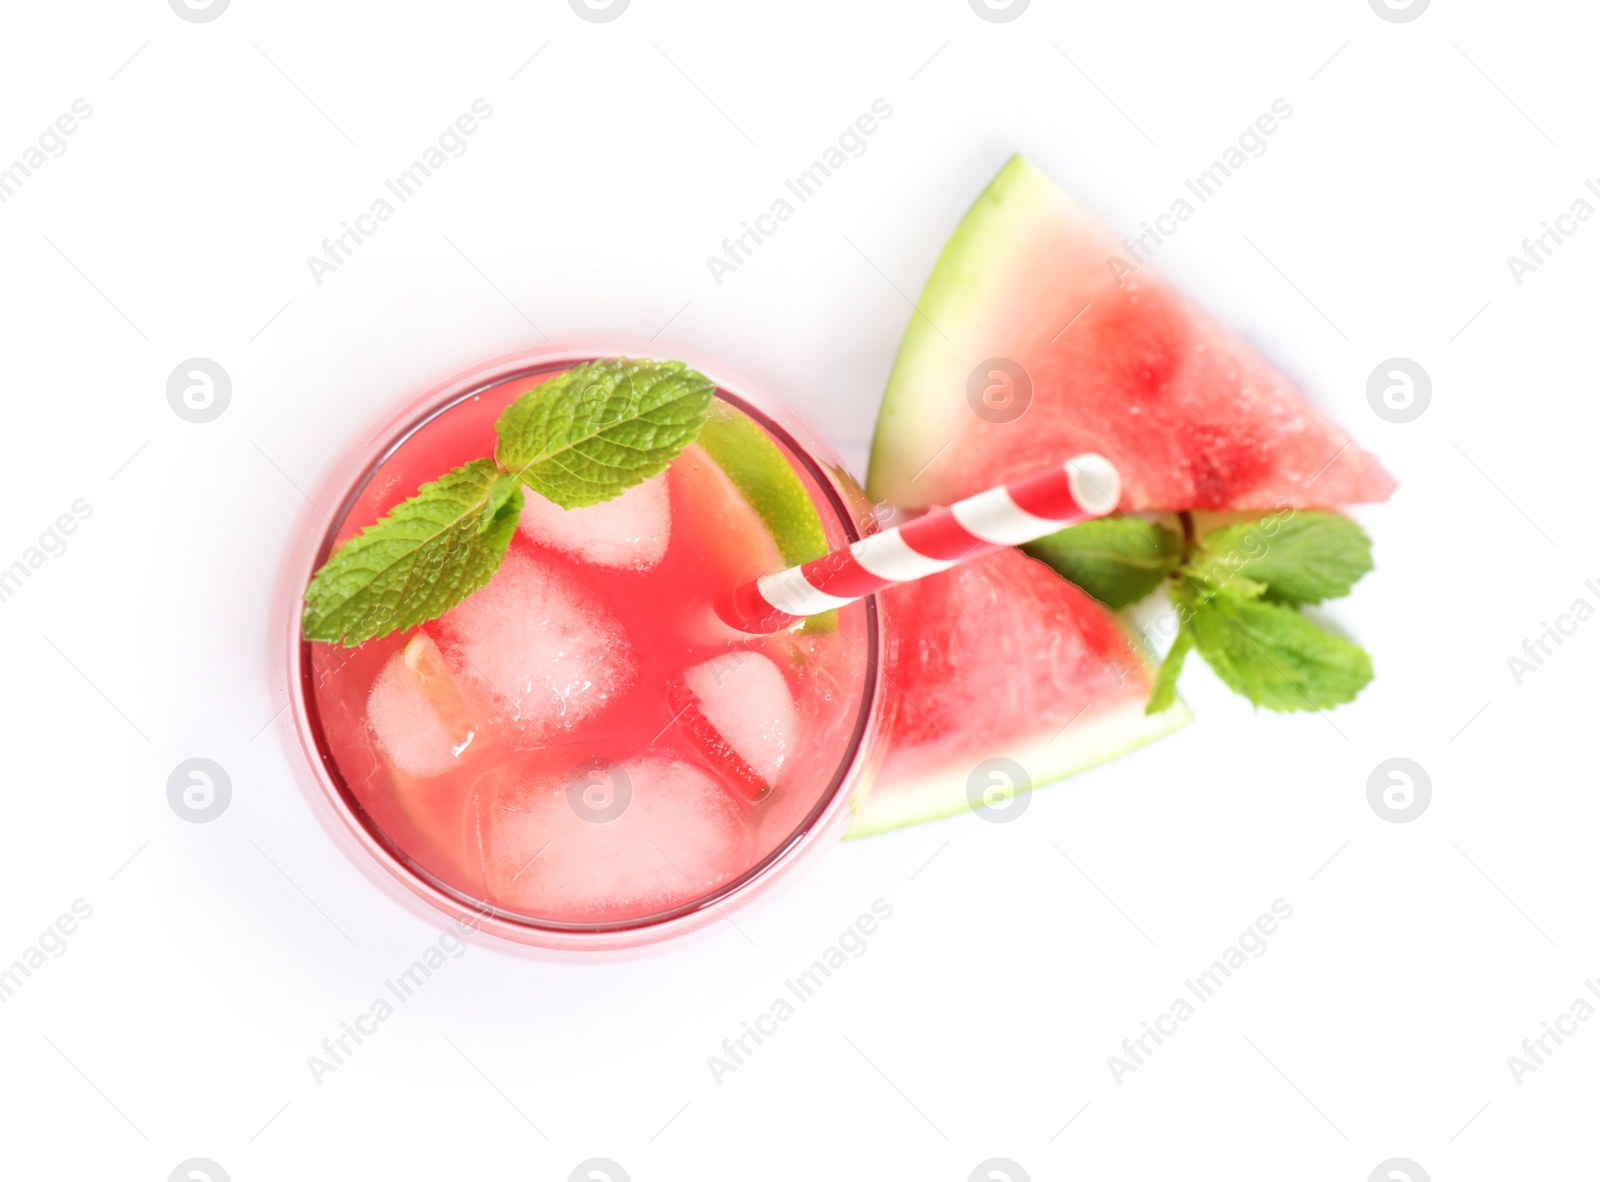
[867,154,1396,512]
[847,547,1187,837]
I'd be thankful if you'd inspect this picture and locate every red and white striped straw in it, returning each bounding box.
[723,453,1120,633]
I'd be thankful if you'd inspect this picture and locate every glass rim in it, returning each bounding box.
[282,345,884,949]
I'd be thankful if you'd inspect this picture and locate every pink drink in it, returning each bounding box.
[286,350,886,948]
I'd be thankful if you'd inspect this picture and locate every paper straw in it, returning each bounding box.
[724,453,1120,633]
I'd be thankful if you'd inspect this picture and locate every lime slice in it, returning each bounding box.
[401,632,476,745]
[697,401,836,631]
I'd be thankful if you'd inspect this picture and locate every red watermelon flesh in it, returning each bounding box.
[867,154,1396,512]
[845,548,1188,837]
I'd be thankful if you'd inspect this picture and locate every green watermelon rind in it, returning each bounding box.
[845,694,1190,839]
[867,152,1051,506]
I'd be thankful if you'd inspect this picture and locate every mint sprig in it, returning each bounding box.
[1028,509,1375,714]
[303,358,714,646]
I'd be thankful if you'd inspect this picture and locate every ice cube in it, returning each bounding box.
[482,752,752,921]
[367,636,473,777]
[683,651,797,787]
[518,474,670,571]
[440,553,634,735]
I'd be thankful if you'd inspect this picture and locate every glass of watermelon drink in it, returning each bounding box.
[282,347,888,950]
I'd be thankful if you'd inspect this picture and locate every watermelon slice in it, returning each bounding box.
[847,548,1188,837]
[867,154,1396,512]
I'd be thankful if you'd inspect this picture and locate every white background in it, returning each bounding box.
[1,1,1595,1179]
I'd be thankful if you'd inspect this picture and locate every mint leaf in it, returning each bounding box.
[1022,517,1181,608]
[302,459,521,646]
[1186,588,1373,711]
[1145,623,1194,715]
[1198,511,1372,605]
[495,358,714,508]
